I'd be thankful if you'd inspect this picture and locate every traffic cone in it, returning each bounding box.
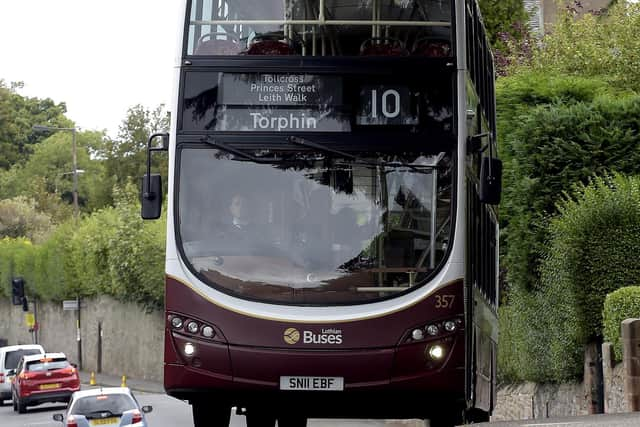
[121,375,127,387]
[89,372,96,386]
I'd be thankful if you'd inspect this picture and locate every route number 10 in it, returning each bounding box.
[358,84,414,126]
[370,89,401,119]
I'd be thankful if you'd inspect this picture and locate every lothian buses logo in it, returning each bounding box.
[283,328,301,345]
[283,327,343,345]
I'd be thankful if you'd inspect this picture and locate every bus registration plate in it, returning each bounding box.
[280,376,344,391]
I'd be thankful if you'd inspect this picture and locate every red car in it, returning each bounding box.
[10,352,80,413]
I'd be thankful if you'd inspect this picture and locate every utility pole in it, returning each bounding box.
[32,124,83,369]
[72,126,79,223]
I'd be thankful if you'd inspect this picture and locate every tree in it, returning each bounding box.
[0,196,52,243]
[478,0,529,48]
[96,104,170,187]
[0,80,70,169]
[0,130,111,220]
[531,3,640,91]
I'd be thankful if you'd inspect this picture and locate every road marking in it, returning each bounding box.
[522,423,584,426]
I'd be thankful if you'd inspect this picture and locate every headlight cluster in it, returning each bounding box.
[168,314,217,340]
[406,317,463,343]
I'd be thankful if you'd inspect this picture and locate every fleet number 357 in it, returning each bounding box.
[435,295,455,309]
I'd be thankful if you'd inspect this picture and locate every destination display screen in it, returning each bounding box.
[216,73,349,132]
[181,71,453,133]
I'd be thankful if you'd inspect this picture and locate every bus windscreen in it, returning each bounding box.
[177,147,452,304]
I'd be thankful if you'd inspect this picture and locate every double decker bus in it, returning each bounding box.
[142,1,500,426]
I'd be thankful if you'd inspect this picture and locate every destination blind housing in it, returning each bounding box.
[180,71,455,133]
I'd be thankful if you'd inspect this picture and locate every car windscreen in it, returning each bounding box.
[26,357,69,372]
[71,394,137,418]
[4,349,42,370]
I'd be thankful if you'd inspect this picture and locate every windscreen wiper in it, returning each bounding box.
[288,136,358,160]
[200,136,282,164]
[289,136,443,173]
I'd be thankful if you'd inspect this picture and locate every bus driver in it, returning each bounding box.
[229,194,252,230]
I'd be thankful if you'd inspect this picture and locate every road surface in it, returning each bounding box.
[2,391,639,427]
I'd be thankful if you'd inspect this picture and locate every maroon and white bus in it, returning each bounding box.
[142,1,500,426]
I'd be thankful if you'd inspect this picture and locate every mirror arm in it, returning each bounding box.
[145,133,169,200]
[467,132,490,154]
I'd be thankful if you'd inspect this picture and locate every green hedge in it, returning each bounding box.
[603,286,640,362]
[0,185,165,311]
[496,71,613,150]
[501,174,640,382]
[500,93,640,298]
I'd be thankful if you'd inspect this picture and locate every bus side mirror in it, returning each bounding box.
[141,174,163,220]
[141,132,169,220]
[479,157,502,205]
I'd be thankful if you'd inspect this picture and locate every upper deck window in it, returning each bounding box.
[186,0,452,57]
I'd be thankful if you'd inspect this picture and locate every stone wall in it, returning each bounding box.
[0,296,163,382]
[492,362,628,421]
[2,296,633,418]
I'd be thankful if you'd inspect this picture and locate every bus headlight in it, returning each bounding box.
[170,316,183,329]
[428,345,445,360]
[426,324,439,336]
[202,326,215,338]
[444,320,457,332]
[186,321,199,334]
[184,343,196,356]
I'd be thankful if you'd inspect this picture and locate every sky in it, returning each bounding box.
[2,1,639,139]
[0,0,183,138]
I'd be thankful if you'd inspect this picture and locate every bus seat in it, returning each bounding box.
[411,38,451,57]
[383,230,415,267]
[246,33,296,55]
[194,32,241,55]
[360,38,409,57]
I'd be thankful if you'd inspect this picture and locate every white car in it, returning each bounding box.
[53,387,152,427]
[0,344,44,405]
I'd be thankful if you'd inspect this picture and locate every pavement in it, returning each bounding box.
[79,370,165,394]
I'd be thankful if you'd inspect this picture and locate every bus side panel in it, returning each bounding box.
[473,290,498,413]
